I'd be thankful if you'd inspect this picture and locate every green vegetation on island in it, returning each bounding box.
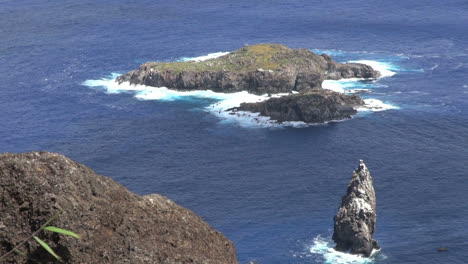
[143,44,314,73]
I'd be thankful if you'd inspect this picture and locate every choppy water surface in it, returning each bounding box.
[1,0,467,263]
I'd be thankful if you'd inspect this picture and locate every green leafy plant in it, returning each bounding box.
[0,211,80,262]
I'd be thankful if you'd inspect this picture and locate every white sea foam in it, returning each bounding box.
[83,74,311,128]
[323,59,397,93]
[206,92,316,128]
[321,59,399,111]
[83,54,400,128]
[360,99,399,111]
[348,89,372,94]
[349,60,397,78]
[178,52,230,62]
[310,236,381,264]
[83,73,143,94]
[322,78,399,111]
[322,79,376,93]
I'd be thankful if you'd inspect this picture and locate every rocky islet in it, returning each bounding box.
[117,44,381,123]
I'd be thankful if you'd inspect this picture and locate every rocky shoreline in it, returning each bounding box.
[117,44,381,123]
[230,90,365,124]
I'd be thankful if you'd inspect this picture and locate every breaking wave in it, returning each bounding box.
[83,52,401,128]
[83,73,308,128]
[350,60,397,78]
[177,51,230,62]
[322,59,400,111]
[360,99,399,112]
[322,79,380,94]
[310,236,384,264]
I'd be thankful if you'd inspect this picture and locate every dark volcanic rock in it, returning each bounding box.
[332,160,379,257]
[230,90,365,123]
[0,152,237,264]
[117,44,380,95]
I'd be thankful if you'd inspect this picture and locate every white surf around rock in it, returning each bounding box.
[83,52,400,128]
[177,52,230,62]
[322,60,400,112]
[83,73,309,128]
[310,236,383,264]
[350,60,397,78]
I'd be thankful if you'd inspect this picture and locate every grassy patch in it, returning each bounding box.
[146,44,312,73]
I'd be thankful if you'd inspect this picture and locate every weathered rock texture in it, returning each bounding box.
[332,160,379,257]
[117,44,380,95]
[0,152,237,264]
[231,90,364,123]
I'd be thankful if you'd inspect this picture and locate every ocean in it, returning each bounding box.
[1,0,467,263]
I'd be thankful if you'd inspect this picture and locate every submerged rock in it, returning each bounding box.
[0,152,237,264]
[117,44,380,95]
[230,89,365,123]
[332,160,379,257]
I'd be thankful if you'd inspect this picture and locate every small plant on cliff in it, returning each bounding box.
[0,210,80,262]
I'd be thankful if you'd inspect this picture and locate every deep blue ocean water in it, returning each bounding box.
[1,0,468,263]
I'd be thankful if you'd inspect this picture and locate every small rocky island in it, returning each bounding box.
[117,44,381,123]
[333,160,379,257]
[0,152,237,264]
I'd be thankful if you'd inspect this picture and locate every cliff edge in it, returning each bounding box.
[0,152,237,264]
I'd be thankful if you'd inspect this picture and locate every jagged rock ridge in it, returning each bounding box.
[0,152,237,264]
[332,160,379,257]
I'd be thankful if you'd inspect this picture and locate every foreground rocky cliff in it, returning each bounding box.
[0,152,237,264]
[332,160,379,257]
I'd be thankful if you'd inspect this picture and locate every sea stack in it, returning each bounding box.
[332,160,379,257]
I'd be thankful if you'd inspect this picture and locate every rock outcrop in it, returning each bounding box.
[0,152,237,264]
[117,44,380,95]
[116,44,381,124]
[332,160,379,257]
[231,90,364,123]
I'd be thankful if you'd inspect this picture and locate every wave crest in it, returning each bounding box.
[83,54,401,128]
[177,52,230,62]
[310,236,381,264]
[322,59,399,111]
[350,60,397,78]
[83,74,308,128]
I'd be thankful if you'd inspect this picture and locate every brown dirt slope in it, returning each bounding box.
[0,152,237,264]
